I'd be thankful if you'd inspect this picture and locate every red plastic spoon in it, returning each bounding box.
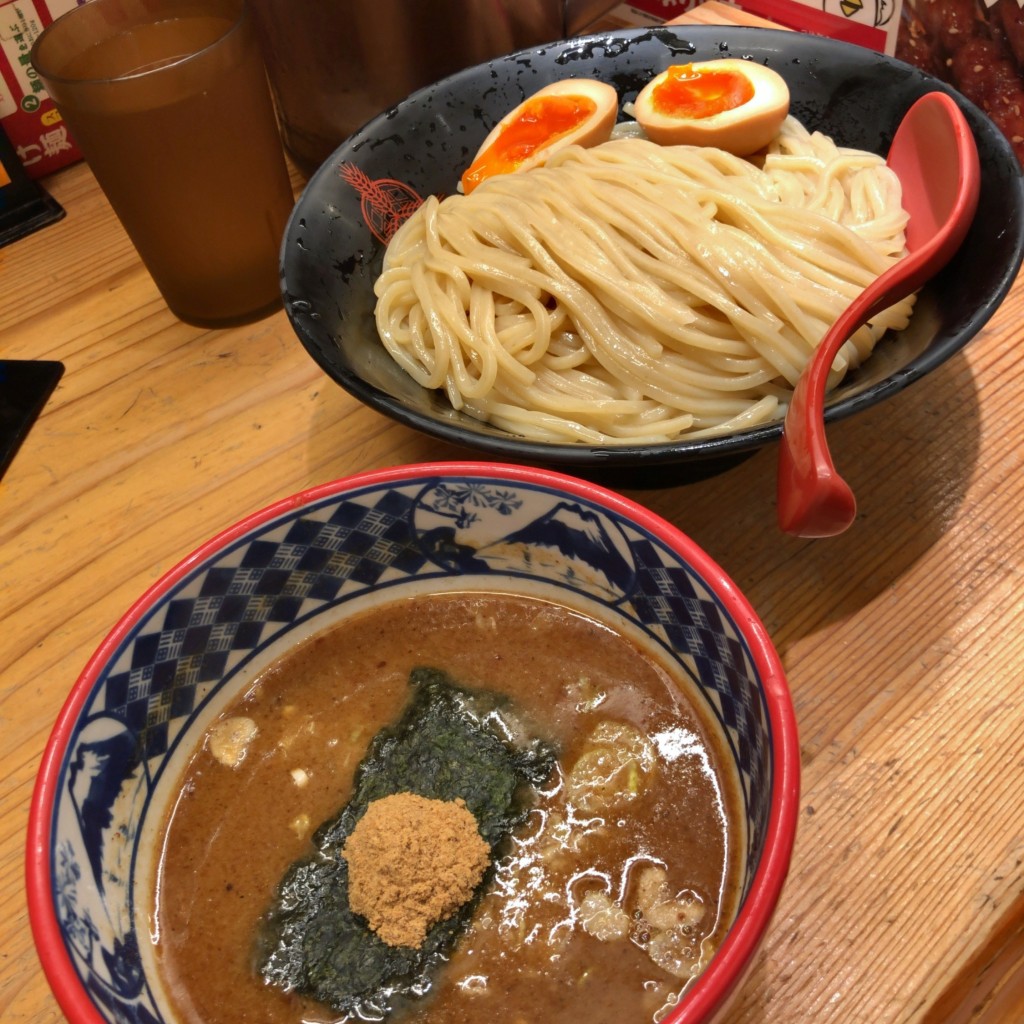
[776,92,981,538]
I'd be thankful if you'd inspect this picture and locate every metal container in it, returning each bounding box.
[246,0,619,173]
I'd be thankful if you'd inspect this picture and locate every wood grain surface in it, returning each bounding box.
[2,7,1023,1023]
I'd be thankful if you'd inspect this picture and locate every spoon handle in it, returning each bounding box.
[776,91,981,539]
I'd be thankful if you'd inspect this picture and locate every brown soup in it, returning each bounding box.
[150,591,743,1024]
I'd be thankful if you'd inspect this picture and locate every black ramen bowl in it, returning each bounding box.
[281,26,1024,478]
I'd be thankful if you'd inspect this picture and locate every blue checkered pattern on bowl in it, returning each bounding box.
[50,472,773,1024]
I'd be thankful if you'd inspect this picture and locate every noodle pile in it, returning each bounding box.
[373,117,912,443]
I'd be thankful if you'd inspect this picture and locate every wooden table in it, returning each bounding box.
[3,8,1024,1024]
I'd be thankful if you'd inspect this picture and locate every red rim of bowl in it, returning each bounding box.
[26,460,800,1024]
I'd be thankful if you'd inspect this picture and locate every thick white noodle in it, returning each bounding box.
[373,117,912,444]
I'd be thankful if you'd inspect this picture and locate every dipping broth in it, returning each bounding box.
[150,591,744,1024]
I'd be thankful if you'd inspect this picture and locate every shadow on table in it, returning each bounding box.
[305,343,981,649]
[633,347,983,645]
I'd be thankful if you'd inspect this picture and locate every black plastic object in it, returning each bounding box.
[0,124,64,248]
[256,667,556,1018]
[0,360,63,481]
[280,26,1024,482]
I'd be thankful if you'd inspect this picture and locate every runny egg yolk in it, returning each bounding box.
[459,79,618,194]
[650,64,755,121]
[461,95,596,194]
[633,59,790,156]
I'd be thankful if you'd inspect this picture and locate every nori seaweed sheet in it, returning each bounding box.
[255,666,557,1018]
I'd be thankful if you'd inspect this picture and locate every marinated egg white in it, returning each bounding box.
[633,59,790,155]
[461,78,618,193]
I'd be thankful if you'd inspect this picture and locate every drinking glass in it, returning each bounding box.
[32,0,296,327]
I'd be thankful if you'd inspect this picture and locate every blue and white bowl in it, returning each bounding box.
[28,462,800,1024]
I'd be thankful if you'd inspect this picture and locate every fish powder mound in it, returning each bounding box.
[344,793,490,948]
[255,666,557,1018]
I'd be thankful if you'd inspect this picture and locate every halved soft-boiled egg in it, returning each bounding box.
[460,78,618,194]
[633,59,790,155]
